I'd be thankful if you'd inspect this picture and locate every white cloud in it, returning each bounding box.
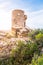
[0,0,12,30]
[0,2,10,8]
[0,9,11,30]
[26,10,43,29]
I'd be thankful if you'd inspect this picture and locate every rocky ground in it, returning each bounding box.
[0,31,29,59]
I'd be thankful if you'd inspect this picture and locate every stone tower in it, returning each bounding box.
[12,10,27,29]
[11,9,29,37]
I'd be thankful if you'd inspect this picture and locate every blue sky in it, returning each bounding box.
[0,0,43,30]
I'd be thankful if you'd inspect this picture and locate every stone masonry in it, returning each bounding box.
[12,9,30,37]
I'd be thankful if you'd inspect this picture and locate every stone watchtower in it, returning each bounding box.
[12,10,27,29]
[12,9,29,37]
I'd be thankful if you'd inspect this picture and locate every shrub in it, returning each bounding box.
[30,54,43,65]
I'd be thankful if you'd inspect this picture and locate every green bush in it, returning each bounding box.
[30,54,43,65]
[0,40,39,65]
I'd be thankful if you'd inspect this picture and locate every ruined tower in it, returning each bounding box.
[12,9,29,37]
[12,10,27,29]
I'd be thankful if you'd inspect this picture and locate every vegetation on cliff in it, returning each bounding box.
[0,29,43,65]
